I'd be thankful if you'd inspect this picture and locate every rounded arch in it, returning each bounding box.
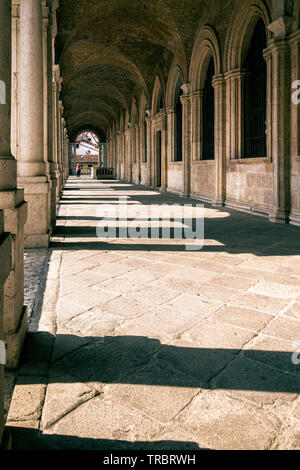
[189,26,221,91]
[151,74,165,116]
[166,59,184,107]
[224,0,272,71]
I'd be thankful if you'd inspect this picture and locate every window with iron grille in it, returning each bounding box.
[202,58,215,160]
[175,86,183,162]
[243,20,267,158]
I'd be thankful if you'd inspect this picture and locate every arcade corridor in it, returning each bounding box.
[5,177,300,450]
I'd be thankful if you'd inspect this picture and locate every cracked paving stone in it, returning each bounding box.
[170,390,282,450]
[7,377,47,423]
[42,396,162,444]
[212,356,300,405]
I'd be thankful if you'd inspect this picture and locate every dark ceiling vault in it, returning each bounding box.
[55,0,229,140]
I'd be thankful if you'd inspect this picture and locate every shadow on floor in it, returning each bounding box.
[20,332,300,392]
[5,426,207,450]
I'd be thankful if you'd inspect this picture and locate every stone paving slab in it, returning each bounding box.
[5,177,300,450]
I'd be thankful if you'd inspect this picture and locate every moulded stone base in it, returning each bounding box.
[289,211,300,227]
[18,178,50,249]
[269,210,290,224]
[4,306,27,370]
[24,233,50,249]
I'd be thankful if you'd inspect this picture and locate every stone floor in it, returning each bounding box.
[5,176,300,450]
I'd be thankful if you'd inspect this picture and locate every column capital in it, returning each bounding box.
[180,93,191,105]
[166,105,176,115]
[212,74,225,88]
[267,16,294,38]
[180,82,191,95]
[190,90,204,99]
[224,68,249,81]
[266,37,291,54]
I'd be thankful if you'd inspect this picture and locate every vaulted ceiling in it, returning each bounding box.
[54,0,232,141]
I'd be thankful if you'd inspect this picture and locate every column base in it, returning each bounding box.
[4,306,27,370]
[49,177,58,235]
[269,210,290,224]
[24,233,50,248]
[212,197,225,208]
[18,177,51,248]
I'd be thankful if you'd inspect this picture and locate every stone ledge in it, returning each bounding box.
[192,160,216,165]
[228,156,272,165]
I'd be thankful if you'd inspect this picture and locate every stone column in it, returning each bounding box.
[103,143,107,167]
[0,0,27,369]
[57,101,64,196]
[180,83,192,197]
[190,91,202,161]
[128,123,134,181]
[44,2,57,232]
[11,0,20,161]
[160,109,168,191]
[166,106,176,164]
[266,35,291,223]
[98,142,102,167]
[52,65,61,201]
[145,110,152,185]
[212,75,226,206]
[224,69,248,159]
[134,123,140,183]
[0,211,12,442]
[139,122,145,164]
[18,0,50,247]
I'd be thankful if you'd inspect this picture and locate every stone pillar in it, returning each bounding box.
[266,35,291,223]
[57,102,64,195]
[0,211,12,442]
[52,66,61,201]
[166,106,176,164]
[44,2,57,232]
[11,0,20,161]
[190,91,202,161]
[139,122,145,164]
[145,110,152,185]
[161,110,168,191]
[98,142,102,167]
[18,0,50,248]
[180,83,192,197]
[103,143,107,167]
[128,123,134,181]
[0,0,27,369]
[212,75,226,206]
[224,69,248,159]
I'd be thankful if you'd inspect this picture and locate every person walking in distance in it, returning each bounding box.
[76,163,81,178]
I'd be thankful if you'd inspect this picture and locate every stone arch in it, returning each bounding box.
[151,74,165,116]
[189,26,221,92]
[224,0,272,71]
[166,59,184,107]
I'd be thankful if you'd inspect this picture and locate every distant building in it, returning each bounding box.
[75,132,99,172]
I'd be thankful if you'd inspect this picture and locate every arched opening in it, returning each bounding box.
[175,82,183,162]
[202,57,215,160]
[74,130,100,175]
[243,19,267,158]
